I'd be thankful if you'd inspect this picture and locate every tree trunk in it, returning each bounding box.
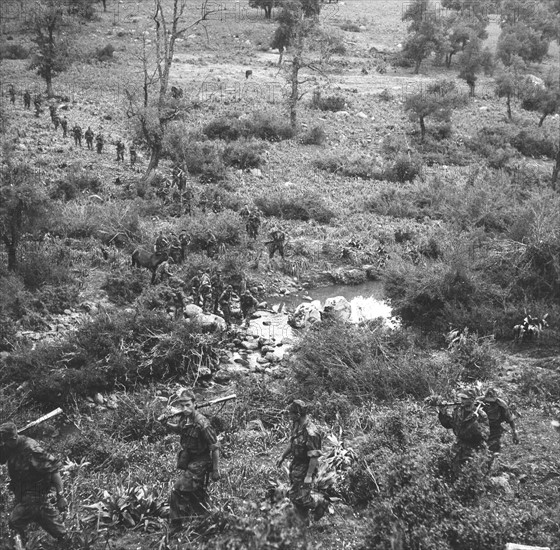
[469,82,475,97]
[144,140,162,179]
[506,95,512,120]
[7,243,17,271]
[414,58,421,75]
[538,113,547,127]
[552,146,560,189]
[289,56,300,130]
[46,70,53,98]
[420,116,426,140]
[264,5,272,19]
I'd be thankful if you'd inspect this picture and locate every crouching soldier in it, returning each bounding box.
[438,389,489,475]
[0,422,69,547]
[276,400,327,524]
[161,389,220,537]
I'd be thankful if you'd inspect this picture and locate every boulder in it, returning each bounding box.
[184,304,203,319]
[288,301,322,329]
[192,313,227,332]
[323,296,351,322]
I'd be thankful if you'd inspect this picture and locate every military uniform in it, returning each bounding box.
[116,140,125,162]
[85,127,94,150]
[210,272,224,314]
[169,411,219,522]
[219,287,236,325]
[288,418,322,521]
[483,394,517,453]
[23,90,31,109]
[246,213,261,240]
[60,118,68,138]
[154,260,173,285]
[439,397,489,474]
[0,432,66,542]
[206,232,218,258]
[9,87,16,104]
[268,229,286,259]
[95,133,104,154]
[130,146,137,166]
[240,291,258,322]
[72,125,82,147]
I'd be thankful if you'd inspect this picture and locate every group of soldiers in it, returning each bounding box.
[434,386,518,475]
[8,87,138,166]
[0,394,324,544]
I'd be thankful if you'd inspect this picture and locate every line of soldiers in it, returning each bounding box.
[0,394,324,545]
[435,387,519,476]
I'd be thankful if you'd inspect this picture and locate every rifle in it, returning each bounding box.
[424,396,484,408]
[19,408,63,433]
[157,394,237,422]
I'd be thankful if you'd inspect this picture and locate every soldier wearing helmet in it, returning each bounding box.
[276,400,327,524]
[482,388,519,453]
[438,388,489,475]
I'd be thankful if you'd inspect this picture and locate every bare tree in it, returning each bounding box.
[126,0,218,181]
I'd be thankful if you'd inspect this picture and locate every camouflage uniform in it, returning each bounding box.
[85,127,94,150]
[246,212,261,240]
[288,418,322,521]
[483,392,517,453]
[95,133,104,154]
[72,125,82,147]
[240,290,258,322]
[439,395,489,474]
[210,272,224,314]
[0,431,66,542]
[199,274,213,313]
[60,117,68,138]
[154,260,173,285]
[23,90,31,109]
[116,140,125,162]
[268,229,286,259]
[169,411,219,522]
[219,286,236,325]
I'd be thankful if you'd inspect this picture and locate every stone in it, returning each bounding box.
[323,296,352,322]
[93,393,105,405]
[214,370,231,384]
[241,341,259,351]
[288,301,322,329]
[356,112,368,119]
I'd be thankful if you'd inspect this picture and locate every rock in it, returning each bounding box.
[241,341,259,351]
[213,370,231,384]
[250,168,262,177]
[288,301,322,329]
[490,474,514,495]
[356,112,368,119]
[198,366,212,378]
[93,393,105,405]
[265,352,280,363]
[106,399,117,410]
[334,110,349,116]
[330,268,367,285]
[323,296,352,322]
[261,345,275,353]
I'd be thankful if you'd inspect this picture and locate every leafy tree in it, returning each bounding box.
[404,80,467,140]
[0,163,48,271]
[494,57,525,120]
[497,23,549,66]
[29,0,72,98]
[457,41,493,96]
[402,0,444,74]
[521,81,560,126]
[249,0,278,19]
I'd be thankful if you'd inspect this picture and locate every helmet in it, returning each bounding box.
[174,388,195,404]
[457,388,477,400]
[484,388,499,402]
[288,399,308,417]
[0,422,18,441]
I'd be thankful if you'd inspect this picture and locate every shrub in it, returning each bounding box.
[223,139,266,170]
[299,125,326,145]
[0,43,30,60]
[378,88,394,101]
[203,117,242,141]
[314,154,383,180]
[95,44,115,62]
[290,322,461,403]
[310,90,347,112]
[17,242,74,290]
[340,22,361,32]
[511,129,556,159]
[245,112,294,142]
[385,153,423,183]
[102,267,146,305]
[255,191,336,224]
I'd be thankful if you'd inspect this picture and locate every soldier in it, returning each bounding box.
[168,233,181,264]
[53,114,60,131]
[276,400,326,524]
[116,140,125,162]
[438,389,489,475]
[33,94,42,117]
[154,231,169,255]
[199,274,213,313]
[0,422,69,546]
[240,289,259,326]
[210,269,224,314]
[219,285,237,326]
[160,389,220,537]
[130,145,137,166]
[199,193,208,214]
[190,270,203,307]
[84,126,94,150]
[60,116,68,138]
[23,90,31,109]
[153,257,174,285]
[239,203,251,220]
[72,124,82,147]
[212,194,223,214]
[95,133,104,154]
[268,227,286,259]
[206,231,218,259]
[246,211,261,240]
[48,104,58,124]
[9,85,16,105]
[182,187,194,216]
[482,388,519,454]
[179,230,190,263]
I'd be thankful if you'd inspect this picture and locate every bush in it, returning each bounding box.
[203,117,242,141]
[290,322,461,403]
[245,112,294,142]
[0,43,30,60]
[378,88,394,101]
[95,44,115,62]
[223,139,267,170]
[183,141,226,182]
[314,154,383,180]
[385,153,423,183]
[299,125,326,145]
[511,129,556,159]
[102,267,146,305]
[255,191,336,224]
[17,242,74,290]
[310,90,347,112]
[340,22,361,32]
